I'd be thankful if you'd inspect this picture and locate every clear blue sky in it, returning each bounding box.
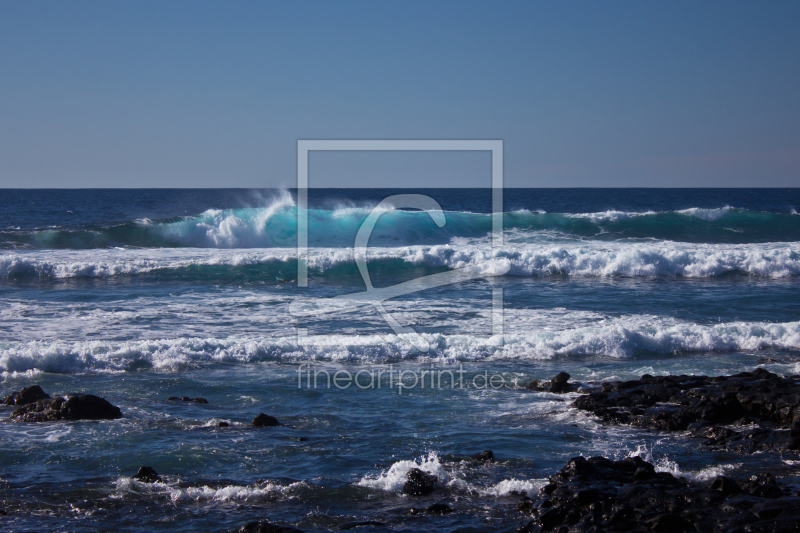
[1,0,798,188]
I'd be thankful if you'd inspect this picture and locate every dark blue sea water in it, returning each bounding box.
[1,188,800,533]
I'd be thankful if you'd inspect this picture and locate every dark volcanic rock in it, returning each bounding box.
[472,450,494,462]
[527,372,580,394]
[425,502,452,515]
[9,394,122,422]
[571,369,800,453]
[167,396,208,404]
[132,466,161,483]
[252,413,280,427]
[519,455,800,533]
[2,385,50,406]
[233,521,303,533]
[402,468,437,496]
[338,521,387,529]
[410,502,453,515]
[710,475,742,496]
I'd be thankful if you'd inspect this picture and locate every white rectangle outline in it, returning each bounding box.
[296,139,504,344]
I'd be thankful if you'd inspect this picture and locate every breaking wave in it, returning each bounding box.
[2,318,799,374]
[2,241,799,281]
[357,452,543,497]
[2,199,800,250]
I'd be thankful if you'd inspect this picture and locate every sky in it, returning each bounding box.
[0,0,798,188]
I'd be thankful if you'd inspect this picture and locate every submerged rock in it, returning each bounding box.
[9,394,122,422]
[527,372,580,394]
[425,502,452,515]
[233,521,303,533]
[472,450,494,462]
[132,466,161,483]
[571,369,800,453]
[2,385,50,406]
[167,396,208,404]
[402,468,437,496]
[518,455,800,532]
[338,521,386,529]
[252,413,280,427]
[409,502,453,515]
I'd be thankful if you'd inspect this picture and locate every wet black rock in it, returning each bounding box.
[132,466,161,483]
[233,521,303,533]
[518,455,800,532]
[9,394,122,422]
[409,502,453,515]
[168,396,208,404]
[402,468,437,496]
[425,502,452,515]
[338,521,387,529]
[217,421,230,427]
[2,385,50,406]
[252,413,280,427]
[571,369,800,453]
[709,476,742,496]
[517,498,535,514]
[472,450,494,462]
[527,372,579,394]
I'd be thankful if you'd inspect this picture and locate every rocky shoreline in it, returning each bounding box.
[3,369,800,532]
[517,455,800,533]
[517,369,800,532]
[571,369,800,455]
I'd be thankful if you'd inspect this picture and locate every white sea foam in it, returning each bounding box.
[44,426,72,443]
[2,241,800,279]
[356,452,542,497]
[357,452,447,492]
[1,368,44,382]
[1,317,799,373]
[115,476,306,503]
[201,418,234,427]
[567,210,657,223]
[628,444,739,482]
[479,478,544,497]
[676,206,734,221]
[539,207,735,223]
[167,481,306,503]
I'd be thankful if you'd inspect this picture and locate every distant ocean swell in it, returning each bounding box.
[2,204,800,249]
[2,318,799,374]
[2,242,799,280]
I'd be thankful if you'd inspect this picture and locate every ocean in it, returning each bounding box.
[1,187,800,532]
